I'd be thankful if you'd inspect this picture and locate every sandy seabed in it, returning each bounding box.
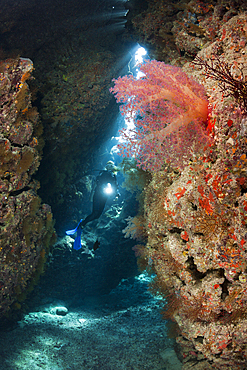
[0,276,182,370]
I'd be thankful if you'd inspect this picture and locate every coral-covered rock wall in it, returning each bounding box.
[125,0,247,64]
[0,58,56,317]
[123,2,247,369]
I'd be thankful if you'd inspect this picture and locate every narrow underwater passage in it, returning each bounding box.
[3,0,247,368]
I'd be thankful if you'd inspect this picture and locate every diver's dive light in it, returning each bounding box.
[103,183,113,195]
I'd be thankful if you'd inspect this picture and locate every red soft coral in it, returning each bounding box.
[110,60,211,171]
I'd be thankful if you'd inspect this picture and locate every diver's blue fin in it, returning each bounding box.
[73,226,82,250]
[66,219,83,250]
[66,227,78,236]
[65,219,82,236]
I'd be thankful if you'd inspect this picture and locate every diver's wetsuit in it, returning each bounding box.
[66,169,118,250]
[80,170,117,227]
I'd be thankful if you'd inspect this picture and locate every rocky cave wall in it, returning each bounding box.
[123,0,247,369]
[0,58,56,317]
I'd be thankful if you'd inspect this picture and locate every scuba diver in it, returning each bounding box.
[66,161,119,250]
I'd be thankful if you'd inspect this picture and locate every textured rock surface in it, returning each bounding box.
[132,10,247,370]
[0,58,56,317]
